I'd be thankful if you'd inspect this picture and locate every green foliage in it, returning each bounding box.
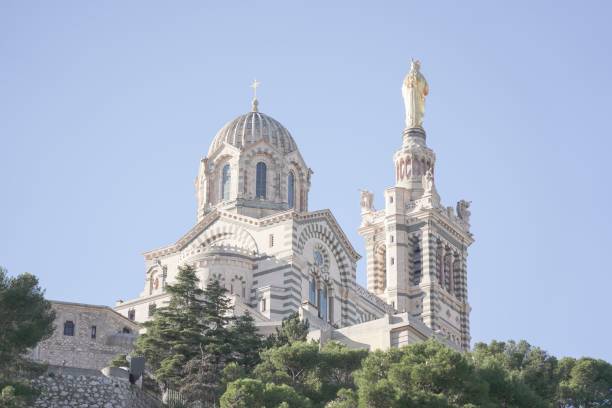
[222,362,247,387]
[134,264,207,389]
[319,342,368,401]
[355,340,518,407]
[229,311,263,370]
[133,265,268,405]
[220,378,265,407]
[252,340,367,405]
[0,380,42,408]
[179,279,235,404]
[0,267,55,408]
[324,388,358,408]
[101,262,612,407]
[265,312,310,348]
[471,340,558,404]
[254,340,321,400]
[141,373,161,397]
[320,342,368,386]
[0,386,28,408]
[180,348,226,406]
[0,267,55,367]
[201,279,234,353]
[220,379,312,408]
[557,356,612,407]
[263,383,312,408]
[348,339,612,408]
[110,354,129,368]
[352,347,401,407]
[472,359,546,408]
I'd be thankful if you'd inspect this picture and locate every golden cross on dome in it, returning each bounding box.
[250,79,261,99]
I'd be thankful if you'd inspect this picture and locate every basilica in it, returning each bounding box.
[113,61,474,352]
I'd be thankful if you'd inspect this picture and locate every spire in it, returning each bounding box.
[394,61,437,200]
[250,79,261,112]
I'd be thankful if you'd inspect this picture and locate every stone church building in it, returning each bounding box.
[110,62,474,352]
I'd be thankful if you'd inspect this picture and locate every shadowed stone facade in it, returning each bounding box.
[29,301,139,370]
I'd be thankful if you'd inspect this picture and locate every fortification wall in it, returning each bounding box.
[32,372,161,408]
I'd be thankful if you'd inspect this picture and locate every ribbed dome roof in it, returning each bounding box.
[209,107,298,155]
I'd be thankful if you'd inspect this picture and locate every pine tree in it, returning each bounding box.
[229,311,263,371]
[181,345,225,407]
[179,279,235,404]
[134,264,206,390]
[265,312,310,348]
[0,267,55,407]
[199,278,234,370]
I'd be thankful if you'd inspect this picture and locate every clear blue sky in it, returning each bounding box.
[1,1,611,361]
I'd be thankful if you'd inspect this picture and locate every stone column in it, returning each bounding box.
[408,233,422,287]
[383,187,411,312]
[459,247,471,349]
[365,237,377,293]
[419,224,437,329]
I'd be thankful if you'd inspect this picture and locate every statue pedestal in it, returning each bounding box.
[402,127,426,145]
[415,192,440,211]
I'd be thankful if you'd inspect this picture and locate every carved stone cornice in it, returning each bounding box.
[355,284,395,314]
[143,206,361,263]
[143,210,221,260]
[413,209,474,246]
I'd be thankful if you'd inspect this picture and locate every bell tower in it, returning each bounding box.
[359,61,474,350]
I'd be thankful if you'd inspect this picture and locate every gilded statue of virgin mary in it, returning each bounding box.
[402,59,429,129]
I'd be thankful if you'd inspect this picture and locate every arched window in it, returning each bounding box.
[255,162,267,199]
[63,320,75,336]
[452,257,461,298]
[309,278,317,305]
[374,245,387,294]
[128,309,136,321]
[122,327,131,334]
[221,164,231,201]
[318,284,328,321]
[444,251,453,292]
[410,236,422,286]
[288,171,295,208]
[328,294,334,323]
[436,242,444,284]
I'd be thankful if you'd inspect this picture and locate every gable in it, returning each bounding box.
[294,210,361,288]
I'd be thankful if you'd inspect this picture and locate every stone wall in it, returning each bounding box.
[30,301,139,370]
[32,372,162,408]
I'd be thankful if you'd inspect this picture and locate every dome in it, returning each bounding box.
[208,105,298,156]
